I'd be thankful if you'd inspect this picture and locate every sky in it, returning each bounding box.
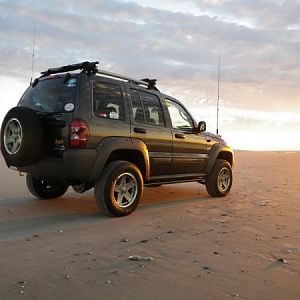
[0,0,300,150]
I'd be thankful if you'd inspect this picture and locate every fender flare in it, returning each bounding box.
[87,137,150,183]
[205,144,234,173]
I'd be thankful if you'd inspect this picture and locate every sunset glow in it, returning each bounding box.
[0,0,299,151]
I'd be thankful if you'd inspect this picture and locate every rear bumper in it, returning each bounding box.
[18,149,97,183]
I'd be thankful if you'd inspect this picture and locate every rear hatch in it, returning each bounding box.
[18,75,79,156]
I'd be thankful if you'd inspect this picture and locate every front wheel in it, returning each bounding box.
[26,173,69,199]
[205,159,233,197]
[94,160,143,217]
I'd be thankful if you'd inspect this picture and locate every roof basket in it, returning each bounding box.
[40,61,99,77]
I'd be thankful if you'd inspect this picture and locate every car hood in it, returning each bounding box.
[204,131,226,144]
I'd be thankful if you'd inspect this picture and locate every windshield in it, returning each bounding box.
[18,76,78,113]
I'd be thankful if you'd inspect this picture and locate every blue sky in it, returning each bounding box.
[1,0,300,150]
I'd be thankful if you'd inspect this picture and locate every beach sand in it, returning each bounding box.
[0,151,300,299]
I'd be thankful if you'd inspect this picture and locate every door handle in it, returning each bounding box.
[134,127,147,134]
[175,133,186,139]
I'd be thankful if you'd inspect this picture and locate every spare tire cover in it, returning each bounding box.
[1,107,43,167]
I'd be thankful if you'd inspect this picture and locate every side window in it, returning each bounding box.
[93,81,124,120]
[164,99,194,131]
[130,89,164,126]
[139,91,165,127]
[130,89,145,124]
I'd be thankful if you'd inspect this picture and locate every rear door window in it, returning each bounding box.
[130,89,145,124]
[130,89,165,126]
[93,81,125,120]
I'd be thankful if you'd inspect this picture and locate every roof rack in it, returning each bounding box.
[97,69,148,87]
[141,78,159,91]
[40,61,99,78]
[39,61,159,90]
[97,69,159,90]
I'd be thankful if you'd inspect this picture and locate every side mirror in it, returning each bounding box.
[198,121,206,133]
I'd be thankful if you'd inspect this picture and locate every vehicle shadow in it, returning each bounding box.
[0,182,211,240]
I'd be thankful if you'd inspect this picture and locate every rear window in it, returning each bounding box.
[18,76,78,113]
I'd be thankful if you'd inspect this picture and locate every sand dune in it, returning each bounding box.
[0,151,300,299]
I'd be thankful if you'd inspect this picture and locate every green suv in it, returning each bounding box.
[1,61,234,217]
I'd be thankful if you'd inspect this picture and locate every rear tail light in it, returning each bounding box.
[69,119,89,148]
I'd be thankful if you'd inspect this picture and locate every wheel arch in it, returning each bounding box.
[86,137,150,183]
[106,149,147,180]
[205,144,234,174]
[217,151,233,166]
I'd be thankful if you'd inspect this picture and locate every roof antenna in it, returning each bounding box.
[30,22,36,85]
[216,56,221,136]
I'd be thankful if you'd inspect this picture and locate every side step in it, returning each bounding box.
[145,173,206,186]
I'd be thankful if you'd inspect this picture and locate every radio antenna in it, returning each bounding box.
[216,56,221,135]
[30,22,36,84]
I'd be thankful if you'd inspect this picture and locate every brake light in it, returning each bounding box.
[69,119,89,148]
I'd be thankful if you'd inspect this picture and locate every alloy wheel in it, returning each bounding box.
[112,172,138,208]
[4,118,22,155]
[217,167,231,192]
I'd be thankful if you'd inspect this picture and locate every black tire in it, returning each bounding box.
[72,184,86,193]
[72,183,93,193]
[26,173,69,199]
[205,159,233,197]
[1,107,43,167]
[94,160,143,217]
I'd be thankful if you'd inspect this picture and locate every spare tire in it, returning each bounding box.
[1,107,43,167]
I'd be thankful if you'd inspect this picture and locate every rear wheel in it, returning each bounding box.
[94,160,143,217]
[205,159,232,197]
[26,173,69,199]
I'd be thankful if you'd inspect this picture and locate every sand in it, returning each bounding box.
[0,151,300,300]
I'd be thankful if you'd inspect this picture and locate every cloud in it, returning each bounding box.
[0,0,299,145]
[191,0,300,28]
